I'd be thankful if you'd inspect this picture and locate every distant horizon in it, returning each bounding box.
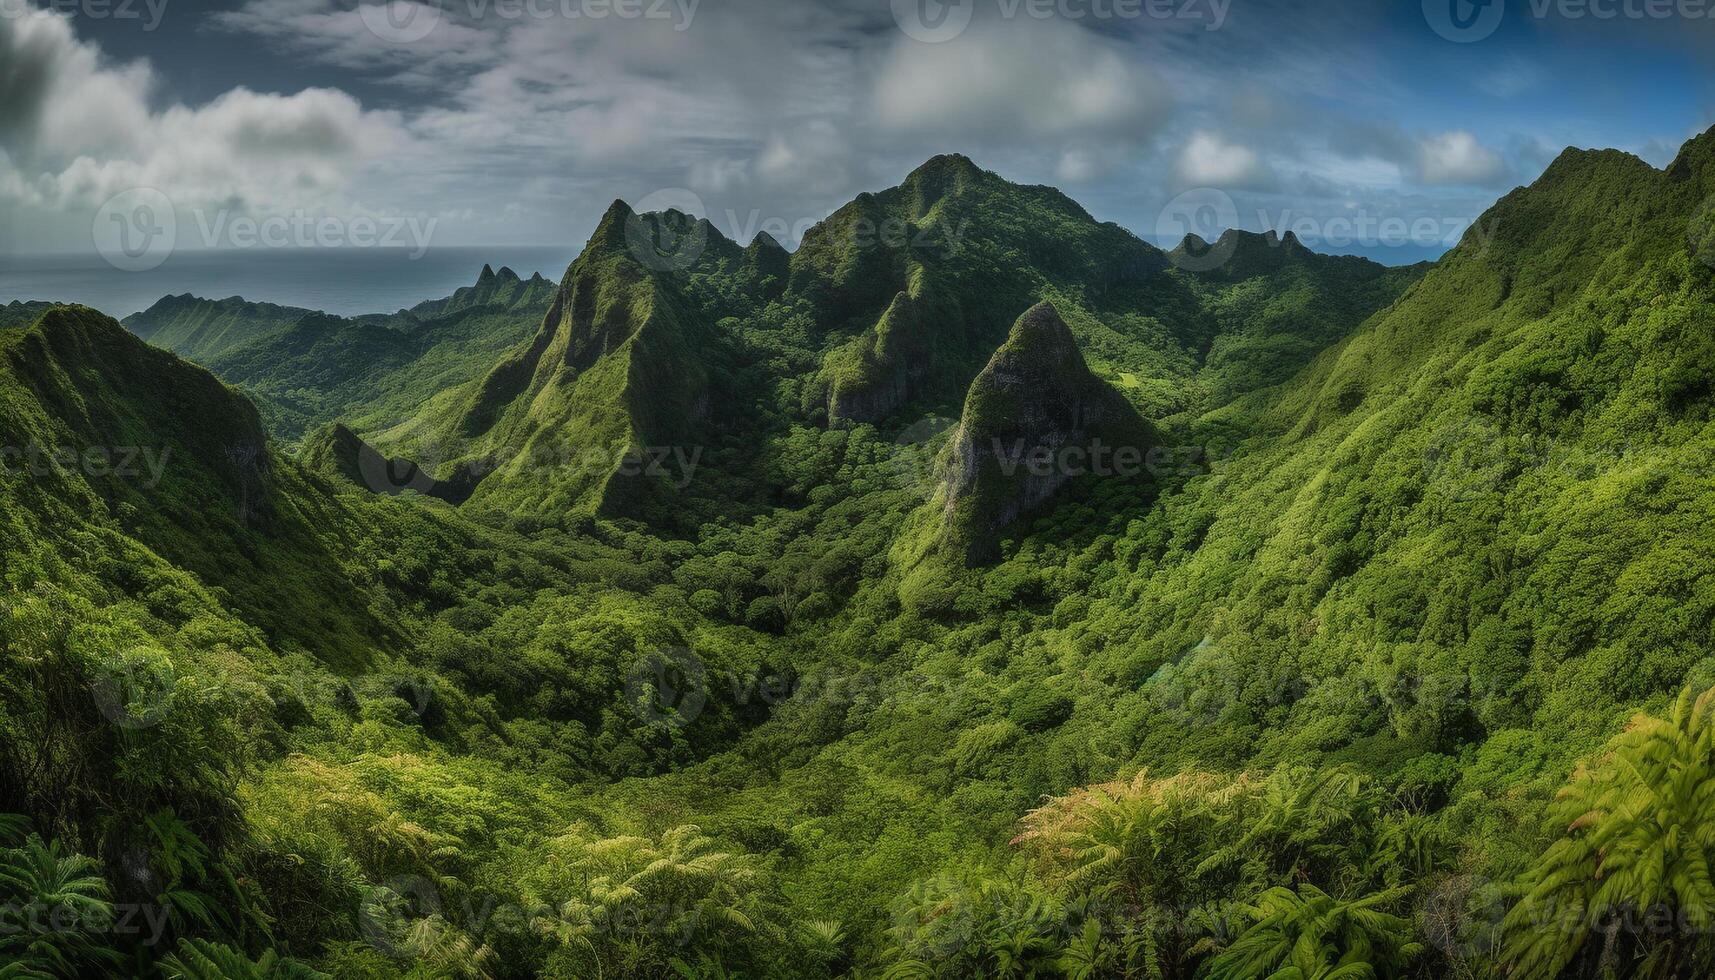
[0,232,1455,266]
[10,118,1713,314]
[0,244,576,319]
[0,232,1450,324]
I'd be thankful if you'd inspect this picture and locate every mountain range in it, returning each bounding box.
[4,130,1715,978]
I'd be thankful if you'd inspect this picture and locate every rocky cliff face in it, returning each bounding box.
[444,200,718,516]
[936,301,1154,565]
[826,289,938,424]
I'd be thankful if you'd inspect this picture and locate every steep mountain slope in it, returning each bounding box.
[124,294,313,363]
[13,136,1715,979]
[125,268,554,443]
[1,303,798,978]
[1169,230,1430,416]
[299,421,484,504]
[424,202,734,518]
[387,158,1416,528]
[806,154,1209,424]
[801,159,1430,432]
[952,133,1715,784]
[920,301,1155,565]
[548,134,1715,973]
[0,307,395,664]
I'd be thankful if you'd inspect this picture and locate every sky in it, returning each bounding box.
[2,0,1713,267]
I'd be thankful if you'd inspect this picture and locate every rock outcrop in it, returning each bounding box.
[936,301,1154,564]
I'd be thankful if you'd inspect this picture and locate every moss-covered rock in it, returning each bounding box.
[934,300,1156,565]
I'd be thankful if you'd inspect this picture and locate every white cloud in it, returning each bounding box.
[1415,131,1508,186]
[0,0,1568,262]
[210,0,500,83]
[755,121,857,196]
[0,9,406,221]
[1055,147,1111,184]
[870,19,1171,142]
[1175,131,1273,188]
[1321,121,1511,189]
[0,8,152,158]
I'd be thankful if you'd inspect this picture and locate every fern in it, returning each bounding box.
[0,833,119,976]
[1502,685,1715,980]
[158,938,329,979]
[1199,884,1421,980]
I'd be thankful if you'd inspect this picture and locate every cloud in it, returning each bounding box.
[0,9,406,220]
[1473,57,1545,99]
[755,121,857,196]
[1175,131,1273,188]
[1414,131,1508,186]
[870,19,1172,143]
[1055,145,1133,184]
[0,9,152,159]
[210,0,500,83]
[1324,121,1509,188]
[1,0,1647,263]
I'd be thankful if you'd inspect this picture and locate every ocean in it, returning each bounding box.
[0,247,575,320]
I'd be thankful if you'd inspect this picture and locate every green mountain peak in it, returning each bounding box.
[926,300,1155,566]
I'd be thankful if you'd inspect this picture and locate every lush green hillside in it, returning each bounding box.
[371,157,1416,532]
[2,300,58,330]
[1169,230,1432,420]
[123,268,554,444]
[0,305,810,978]
[124,295,314,363]
[6,134,1715,980]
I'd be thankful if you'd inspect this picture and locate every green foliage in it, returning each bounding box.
[159,939,328,979]
[523,824,811,978]
[123,295,312,364]
[0,830,118,977]
[6,134,1715,978]
[1502,685,1715,980]
[1199,884,1421,980]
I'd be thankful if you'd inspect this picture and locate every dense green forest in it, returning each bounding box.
[5,132,1715,979]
